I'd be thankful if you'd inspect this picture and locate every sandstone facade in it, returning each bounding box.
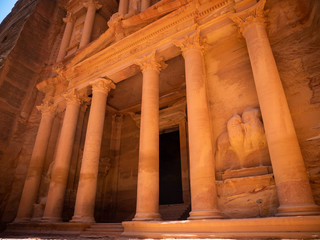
[0,0,319,238]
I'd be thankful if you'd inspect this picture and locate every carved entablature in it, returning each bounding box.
[173,29,204,57]
[61,0,235,89]
[134,51,167,74]
[90,78,116,95]
[229,0,267,36]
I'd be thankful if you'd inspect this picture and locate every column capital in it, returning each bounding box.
[173,29,204,57]
[63,89,82,106]
[83,0,102,10]
[36,100,57,117]
[134,51,167,74]
[228,0,267,36]
[63,12,76,23]
[90,78,116,95]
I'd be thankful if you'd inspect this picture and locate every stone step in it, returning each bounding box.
[80,223,124,238]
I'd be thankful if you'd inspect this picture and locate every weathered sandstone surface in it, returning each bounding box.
[0,0,65,227]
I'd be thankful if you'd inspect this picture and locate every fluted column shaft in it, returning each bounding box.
[56,12,75,62]
[230,0,320,216]
[133,52,164,221]
[174,32,222,220]
[118,0,129,15]
[15,102,56,222]
[141,0,150,12]
[42,91,81,222]
[79,0,101,49]
[72,79,115,223]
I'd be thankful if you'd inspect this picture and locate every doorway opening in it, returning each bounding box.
[159,128,183,205]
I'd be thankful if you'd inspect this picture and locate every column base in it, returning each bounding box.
[13,217,31,223]
[70,215,96,223]
[132,212,162,221]
[276,204,320,216]
[188,209,223,220]
[41,216,62,223]
[31,217,42,222]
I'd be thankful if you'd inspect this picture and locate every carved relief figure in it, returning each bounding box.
[216,108,271,175]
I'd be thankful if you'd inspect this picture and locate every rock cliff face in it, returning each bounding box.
[0,0,65,226]
[270,0,320,206]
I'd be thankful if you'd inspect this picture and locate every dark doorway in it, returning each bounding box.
[159,129,183,205]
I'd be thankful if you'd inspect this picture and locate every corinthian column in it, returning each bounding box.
[133,51,166,221]
[229,0,320,216]
[79,0,102,48]
[42,90,83,222]
[15,100,57,222]
[71,78,115,223]
[174,31,222,220]
[56,12,75,62]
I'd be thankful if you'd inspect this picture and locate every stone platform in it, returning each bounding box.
[2,216,320,239]
[2,222,91,237]
[122,216,320,239]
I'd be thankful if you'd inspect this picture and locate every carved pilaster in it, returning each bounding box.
[173,29,203,57]
[90,78,116,95]
[83,0,102,10]
[134,51,167,74]
[228,0,267,36]
[63,12,76,23]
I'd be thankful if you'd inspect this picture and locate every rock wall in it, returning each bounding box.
[270,0,320,205]
[0,0,65,226]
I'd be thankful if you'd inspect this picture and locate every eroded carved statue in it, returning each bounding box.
[216,108,271,175]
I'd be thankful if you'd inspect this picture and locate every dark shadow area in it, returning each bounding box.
[159,130,183,205]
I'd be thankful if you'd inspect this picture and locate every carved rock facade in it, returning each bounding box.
[0,0,319,238]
